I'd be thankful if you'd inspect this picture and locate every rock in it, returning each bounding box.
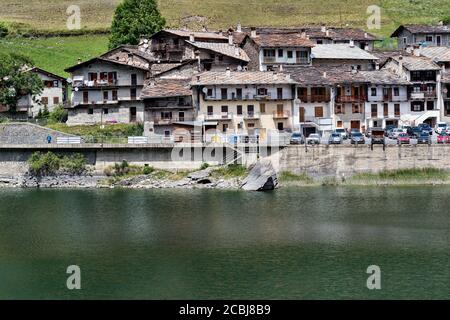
[241,159,278,191]
[188,168,212,181]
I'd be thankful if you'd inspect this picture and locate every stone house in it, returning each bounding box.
[383,55,442,127]
[241,29,315,71]
[391,24,450,50]
[65,57,149,125]
[311,44,379,71]
[191,71,297,139]
[15,67,67,118]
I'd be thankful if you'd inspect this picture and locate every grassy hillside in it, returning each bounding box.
[0,0,448,76]
[0,0,448,37]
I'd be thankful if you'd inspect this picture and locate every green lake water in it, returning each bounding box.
[1,186,450,299]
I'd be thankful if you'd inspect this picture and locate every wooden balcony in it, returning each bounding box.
[335,95,366,103]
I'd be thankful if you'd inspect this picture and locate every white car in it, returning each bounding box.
[435,122,448,134]
[389,128,405,139]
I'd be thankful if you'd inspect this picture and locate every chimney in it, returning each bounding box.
[364,45,369,51]
[234,44,240,57]
[323,71,327,78]
[300,29,306,39]
[250,27,257,38]
[228,31,234,46]
[321,25,327,33]
[77,58,82,65]
[218,29,223,36]
[196,75,201,82]
[237,22,242,33]
[375,64,380,70]
[225,67,231,77]
[325,29,330,37]
[189,34,195,42]
[398,55,403,75]
[364,32,368,38]
[349,40,355,47]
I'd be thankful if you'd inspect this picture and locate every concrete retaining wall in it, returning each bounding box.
[279,144,450,178]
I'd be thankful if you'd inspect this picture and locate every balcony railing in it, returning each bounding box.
[74,80,118,88]
[272,111,291,119]
[243,112,261,119]
[299,94,331,102]
[263,57,276,63]
[151,116,196,125]
[335,95,366,103]
[410,91,437,99]
[205,112,234,120]
[151,44,182,51]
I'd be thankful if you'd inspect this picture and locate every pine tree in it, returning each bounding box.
[109,0,166,49]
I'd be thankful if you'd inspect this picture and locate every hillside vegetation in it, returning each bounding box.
[0,0,448,36]
[0,0,448,76]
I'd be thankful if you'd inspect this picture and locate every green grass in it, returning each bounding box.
[211,165,248,179]
[351,168,450,182]
[279,171,314,184]
[0,35,109,77]
[47,123,143,143]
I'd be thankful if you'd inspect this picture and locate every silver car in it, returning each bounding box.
[306,133,321,145]
[329,133,343,144]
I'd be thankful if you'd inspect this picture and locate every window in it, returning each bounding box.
[277,104,284,116]
[221,88,228,99]
[297,51,308,61]
[315,106,323,118]
[278,49,283,57]
[394,104,400,117]
[131,74,137,86]
[371,104,378,117]
[337,121,343,128]
[108,72,117,84]
[335,104,344,114]
[236,88,242,99]
[83,91,89,104]
[218,55,223,62]
[427,101,434,110]
[257,88,268,96]
[41,97,48,105]
[277,122,284,131]
[237,105,243,115]
[260,103,266,113]
[277,88,283,99]
[411,102,424,112]
[287,51,293,58]
[317,40,323,44]
[88,73,98,81]
[384,103,389,117]
[100,72,108,81]
[88,108,94,115]
[221,105,228,113]
[352,104,362,114]
[179,112,185,121]
[223,123,228,132]
[161,111,172,119]
[247,105,254,115]
[53,80,59,87]
[248,123,255,128]
[112,90,118,101]
[103,91,109,101]
[403,37,407,45]
[103,108,109,115]
[130,88,137,100]
[53,97,59,105]
[371,88,377,96]
[207,106,213,115]
[426,35,433,43]
[207,88,213,97]
[263,49,276,57]
[393,87,400,96]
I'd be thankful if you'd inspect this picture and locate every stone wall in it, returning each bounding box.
[279,144,450,178]
[0,123,74,145]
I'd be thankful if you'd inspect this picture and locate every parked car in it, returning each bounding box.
[397,133,410,144]
[385,125,396,137]
[435,122,448,134]
[389,128,405,139]
[335,128,348,140]
[417,132,431,144]
[306,133,321,145]
[350,132,365,144]
[290,132,304,145]
[370,128,386,149]
[418,123,433,135]
[411,127,422,138]
[329,133,343,145]
[437,132,450,144]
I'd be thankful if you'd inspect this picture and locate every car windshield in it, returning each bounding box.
[335,129,344,133]
[399,133,408,137]
[331,134,340,137]
[438,123,447,128]
[292,133,301,137]
[420,133,429,137]
[353,133,363,137]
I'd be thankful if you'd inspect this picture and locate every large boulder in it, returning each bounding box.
[241,159,278,191]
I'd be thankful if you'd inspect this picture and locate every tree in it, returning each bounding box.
[109,0,166,49]
[443,16,450,25]
[0,52,43,112]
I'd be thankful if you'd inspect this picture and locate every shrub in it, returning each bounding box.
[0,21,8,38]
[200,163,210,170]
[48,105,68,123]
[28,152,87,176]
[143,165,154,175]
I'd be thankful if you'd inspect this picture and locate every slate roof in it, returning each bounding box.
[141,79,192,99]
[158,29,227,40]
[391,25,450,37]
[192,71,296,85]
[311,44,379,60]
[186,41,250,62]
[65,57,149,73]
[442,70,450,83]
[372,50,411,66]
[419,46,450,63]
[28,67,66,82]
[390,55,441,71]
[249,33,315,48]
[151,63,184,76]
[283,66,332,86]
[359,70,411,85]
